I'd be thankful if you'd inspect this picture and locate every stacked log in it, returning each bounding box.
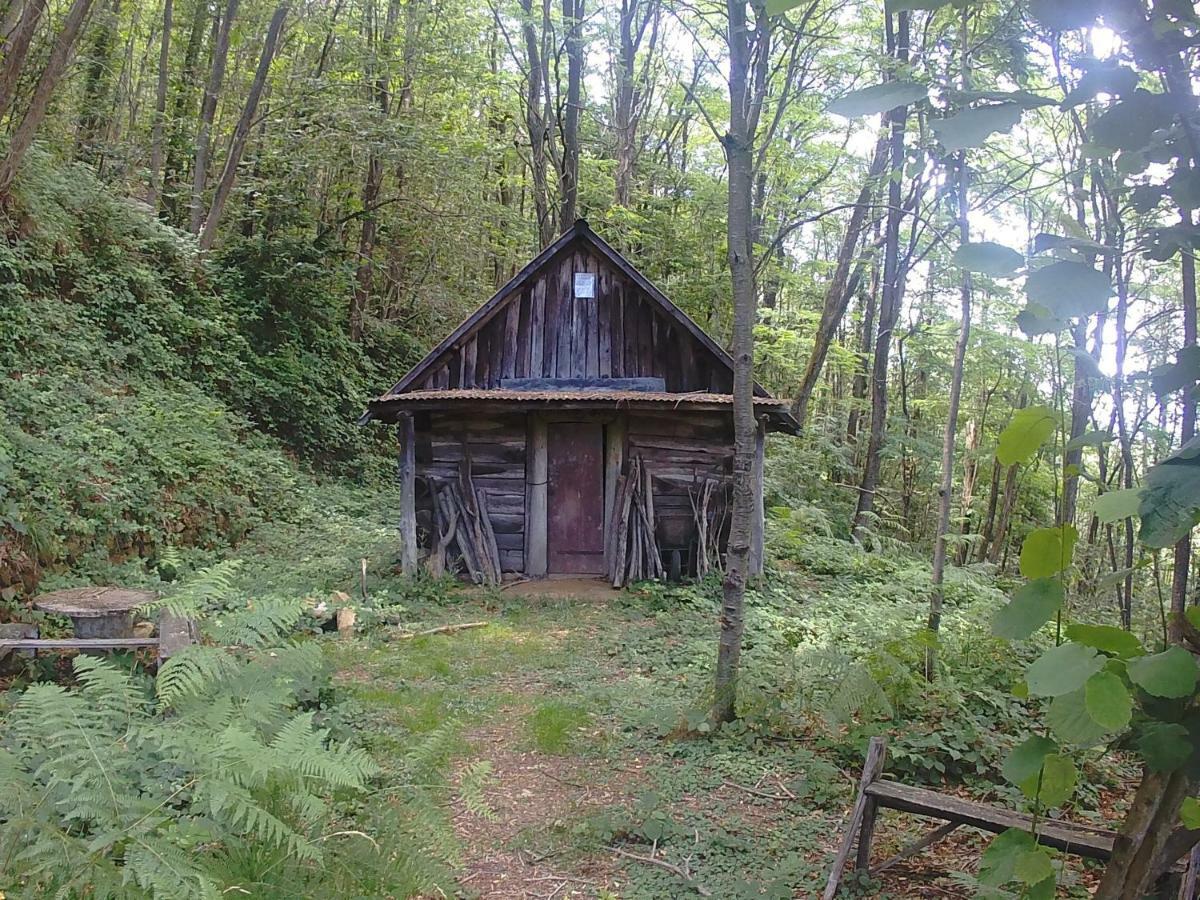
[689,476,729,577]
[427,473,503,585]
[608,455,664,587]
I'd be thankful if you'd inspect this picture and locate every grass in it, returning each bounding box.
[6,485,1121,898]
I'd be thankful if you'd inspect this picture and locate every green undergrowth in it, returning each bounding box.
[0,152,415,597]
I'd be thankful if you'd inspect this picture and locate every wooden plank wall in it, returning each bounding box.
[415,413,527,573]
[412,246,733,394]
[626,412,733,554]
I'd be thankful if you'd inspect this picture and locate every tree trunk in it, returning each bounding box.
[188,0,239,234]
[612,0,657,207]
[975,457,1001,563]
[197,3,287,250]
[852,10,911,541]
[349,0,401,342]
[848,243,880,442]
[558,0,582,226]
[988,461,1019,565]
[518,0,554,247]
[0,0,45,120]
[791,135,886,426]
[1170,210,1198,645]
[926,9,972,679]
[146,0,172,208]
[713,0,765,725]
[74,0,122,166]
[160,0,207,222]
[0,0,97,197]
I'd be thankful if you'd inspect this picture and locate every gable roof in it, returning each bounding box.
[382,219,770,399]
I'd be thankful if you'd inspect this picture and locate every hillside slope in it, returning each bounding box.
[0,156,408,594]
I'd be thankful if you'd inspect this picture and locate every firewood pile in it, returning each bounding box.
[427,472,502,585]
[608,454,664,587]
[689,476,728,577]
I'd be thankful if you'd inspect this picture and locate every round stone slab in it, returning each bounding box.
[34,587,156,639]
[34,587,156,617]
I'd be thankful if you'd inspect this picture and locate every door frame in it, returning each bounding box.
[524,412,624,578]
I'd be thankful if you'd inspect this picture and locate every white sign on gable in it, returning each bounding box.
[573,272,596,299]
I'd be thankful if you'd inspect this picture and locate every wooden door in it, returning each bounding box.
[547,422,605,574]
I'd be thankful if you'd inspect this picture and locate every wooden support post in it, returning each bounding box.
[749,417,766,576]
[604,415,626,539]
[526,415,548,577]
[824,736,888,900]
[397,414,418,574]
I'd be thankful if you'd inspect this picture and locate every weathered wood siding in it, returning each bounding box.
[409,245,733,394]
[626,412,733,552]
[415,412,527,573]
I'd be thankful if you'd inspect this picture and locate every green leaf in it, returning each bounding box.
[1090,91,1179,152]
[1016,302,1067,335]
[1027,643,1105,698]
[1137,722,1193,772]
[997,406,1057,466]
[1068,351,1105,382]
[993,578,1064,640]
[1126,646,1199,698]
[1138,444,1200,548]
[1150,346,1200,397]
[1013,845,1056,885]
[886,0,954,9]
[1064,623,1144,658]
[1003,735,1058,787]
[1028,753,1076,808]
[979,828,1037,886]
[1025,262,1112,320]
[1094,488,1143,524]
[1020,525,1077,579]
[1084,671,1132,731]
[952,241,1024,276]
[828,81,928,118]
[1047,687,1112,746]
[1181,797,1200,830]
[764,0,803,13]
[1029,0,1097,30]
[932,104,1023,151]
[1065,429,1109,452]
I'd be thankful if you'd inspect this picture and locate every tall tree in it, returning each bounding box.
[189,0,239,234]
[851,9,912,541]
[611,0,659,207]
[197,2,288,250]
[712,0,769,725]
[0,0,98,196]
[0,0,45,120]
[926,5,973,681]
[146,0,172,207]
[558,0,582,226]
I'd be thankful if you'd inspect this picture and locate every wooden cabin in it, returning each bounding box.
[361,220,798,586]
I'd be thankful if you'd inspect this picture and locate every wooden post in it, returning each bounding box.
[749,417,766,575]
[604,415,626,540]
[824,736,888,900]
[526,415,548,577]
[397,414,418,574]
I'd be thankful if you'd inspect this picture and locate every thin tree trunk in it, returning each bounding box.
[74,0,122,165]
[612,0,657,206]
[349,0,401,341]
[852,10,911,540]
[0,0,45,120]
[848,239,880,442]
[146,0,172,207]
[1169,210,1197,645]
[197,3,286,250]
[926,8,972,679]
[189,0,239,234]
[161,0,207,221]
[518,0,554,247]
[975,457,1001,563]
[713,0,766,725]
[558,0,582,226]
[791,135,886,425]
[0,0,97,197]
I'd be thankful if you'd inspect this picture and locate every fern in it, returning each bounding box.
[458,760,499,821]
